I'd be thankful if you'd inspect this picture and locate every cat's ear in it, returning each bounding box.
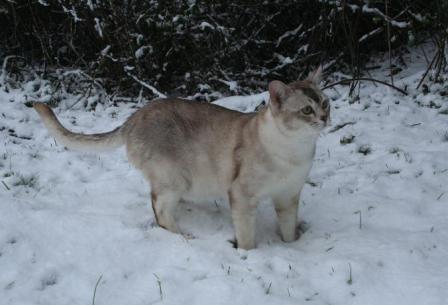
[269,80,291,109]
[306,65,323,85]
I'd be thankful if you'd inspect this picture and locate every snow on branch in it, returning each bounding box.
[276,24,303,47]
[359,28,383,42]
[126,72,167,99]
[362,4,409,28]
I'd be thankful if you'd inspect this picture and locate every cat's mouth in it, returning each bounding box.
[312,116,331,129]
[310,121,326,130]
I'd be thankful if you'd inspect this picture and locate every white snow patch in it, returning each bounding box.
[38,0,49,6]
[62,5,82,23]
[213,92,269,112]
[100,45,111,56]
[135,46,152,59]
[86,0,94,11]
[1,45,448,305]
[217,79,239,92]
[199,22,215,31]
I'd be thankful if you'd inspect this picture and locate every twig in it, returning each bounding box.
[2,181,10,191]
[276,24,303,47]
[385,0,394,86]
[239,11,281,49]
[434,36,447,81]
[420,45,430,65]
[92,274,103,305]
[358,27,383,43]
[62,69,103,88]
[323,77,408,95]
[126,72,167,99]
[365,69,378,87]
[67,39,89,68]
[67,86,92,110]
[361,4,410,28]
[354,210,362,229]
[265,282,272,294]
[416,51,438,90]
[153,274,163,300]
[347,263,353,285]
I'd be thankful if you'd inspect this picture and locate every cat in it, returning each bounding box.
[33,68,330,250]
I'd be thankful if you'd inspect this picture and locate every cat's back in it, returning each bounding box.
[122,98,252,159]
[125,98,246,130]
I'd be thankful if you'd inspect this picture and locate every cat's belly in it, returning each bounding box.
[182,179,227,202]
[181,164,229,202]
[180,156,312,202]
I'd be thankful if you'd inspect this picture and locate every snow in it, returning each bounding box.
[213,92,269,112]
[276,24,303,47]
[135,46,152,59]
[62,5,82,23]
[100,45,111,57]
[94,18,103,38]
[1,46,448,305]
[86,0,95,11]
[126,73,167,99]
[359,28,383,43]
[362,5,409,28]
[217,79,239,93]
[37,0,49,7]
[199,22,215,31]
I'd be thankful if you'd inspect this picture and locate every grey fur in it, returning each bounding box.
[34,70,329,249]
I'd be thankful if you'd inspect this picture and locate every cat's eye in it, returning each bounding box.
[301,106,314,115]
[322,99,329,109]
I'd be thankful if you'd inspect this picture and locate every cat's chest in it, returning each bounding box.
[250,153,313,199]
[267,162,311,192]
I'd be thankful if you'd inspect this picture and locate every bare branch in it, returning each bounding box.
[323,78,408,96]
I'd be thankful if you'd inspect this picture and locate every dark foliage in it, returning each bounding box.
[0,0,446,99]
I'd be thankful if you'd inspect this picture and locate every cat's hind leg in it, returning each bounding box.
[142,161,188,234]
[151,190,181,233]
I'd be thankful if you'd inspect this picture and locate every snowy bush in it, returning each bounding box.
[0,0,446,100]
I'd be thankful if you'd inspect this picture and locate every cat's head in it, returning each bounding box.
[268,67,330,132]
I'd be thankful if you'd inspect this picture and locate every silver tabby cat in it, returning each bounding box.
[34,68,330,250]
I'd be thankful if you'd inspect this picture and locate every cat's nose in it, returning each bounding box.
[320,114,331,126]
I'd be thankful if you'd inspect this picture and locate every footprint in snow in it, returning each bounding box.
[7,237,17,245]
[4,281,15,290]
[38,272,59,291]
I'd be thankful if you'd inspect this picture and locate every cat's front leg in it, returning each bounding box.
[274,194,300,242]
[229,190,258,250]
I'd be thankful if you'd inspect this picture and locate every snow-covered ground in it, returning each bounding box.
[1,46,447,305]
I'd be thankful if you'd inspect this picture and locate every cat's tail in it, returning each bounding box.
[33,102,125,152]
